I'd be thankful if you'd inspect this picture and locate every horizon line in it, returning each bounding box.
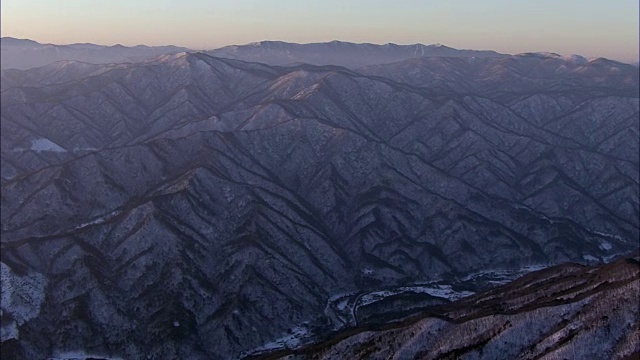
[2,36,639,64]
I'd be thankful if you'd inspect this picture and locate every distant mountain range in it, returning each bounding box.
[2,38,508,70]
[206,40,507,68]
[0,37,191,70]
[5,37,631,72]
[1,39,638,359]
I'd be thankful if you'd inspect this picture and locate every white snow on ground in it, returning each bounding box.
[249,325,312,354]
[461,269,515,282]
[0,319,18,342]
[336,298,349,312]
[361,265,552,310]
[583,255,599,262]
[324,292,356,327]
[560,54,588,64]
[73,210,123,231]
[30,138,67,152]
[399,285,475,301]
[590,230,623,242]
[11,138,99,153]
[357,284,474,309]
[358,290,396,306]
[461,264,549,283]
[1,262,48,341]
[603,253,622,262]
[599,241,613,251]
[327,293,354,303]
[520,265,548,272]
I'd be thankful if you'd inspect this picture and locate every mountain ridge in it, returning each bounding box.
[0,37,191,70]
[4,37,634,71]
[207,40,507,68]
[1,45,638,359]
[244,254,640,360]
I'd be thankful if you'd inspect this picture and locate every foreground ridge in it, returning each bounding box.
[251,255,640,360]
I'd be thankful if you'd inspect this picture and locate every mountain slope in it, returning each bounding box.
[1,51,638,359]
[254,255,640,360]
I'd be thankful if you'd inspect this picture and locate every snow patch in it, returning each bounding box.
[1,262,48,341]
[73,209,123,231]
[399,285,475,301]
[12,138,67,153]
[336,298,349,312]
[1,319,18,342]
[583,255,599,262]
[462,264,549,283]
[359,290,395,306]
[247,325,312,354]
[72,146,98,152]
[30,138,67,152]
[520,265,548,272]
[357,285,474,308]
[599,241,613,251]
[590,230,623,242]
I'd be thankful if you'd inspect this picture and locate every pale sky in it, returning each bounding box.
[2,0,638,62]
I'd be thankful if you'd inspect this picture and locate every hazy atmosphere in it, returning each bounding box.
[2,0,639,62]
[2,1,639,360]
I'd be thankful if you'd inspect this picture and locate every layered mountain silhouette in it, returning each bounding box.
[1,41,638,359]
[1,39,508,71]
[0,37,191,70]
[207,40,506,68]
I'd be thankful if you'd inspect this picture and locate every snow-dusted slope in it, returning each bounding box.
[1,50,638,359]
[262,256,639,360]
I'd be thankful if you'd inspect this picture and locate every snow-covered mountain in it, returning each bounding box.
[207,40,507,68]
[255,255,639,360]
[0,37,191,70]
[1,47,638,359]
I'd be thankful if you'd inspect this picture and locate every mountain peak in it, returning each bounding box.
[1,37,42,46]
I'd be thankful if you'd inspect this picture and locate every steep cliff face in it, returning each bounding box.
[1,51,638,359]
[267,256,640,360]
